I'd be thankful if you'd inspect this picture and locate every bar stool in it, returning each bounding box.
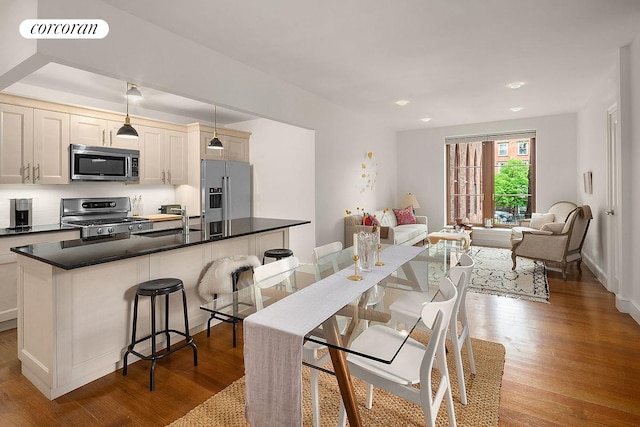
[123,278,198,391]
[262,248,294,264]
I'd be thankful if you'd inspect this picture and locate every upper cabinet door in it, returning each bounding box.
[33,109,69,184]
[222,134,249,162]
[70,115,107,146]
[138,125,165,185]
[0,104,34,184]
[165,130,187,185]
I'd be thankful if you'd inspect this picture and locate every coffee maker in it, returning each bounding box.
[10,198,32,229]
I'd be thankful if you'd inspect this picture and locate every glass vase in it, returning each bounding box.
[357,231,377,272]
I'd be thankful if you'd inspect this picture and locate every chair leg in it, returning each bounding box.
[150,294,157,391]
[310,368,320,427]
[181,288,198,366]
[337,400,348,427]
[511,252,517,270]
[123,294,140,376]
[164,293,171,351]
[365,383,374,409]
[449,328,467,405]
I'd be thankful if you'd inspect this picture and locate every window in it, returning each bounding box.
[446,132,536,227]
[518,140,529,155]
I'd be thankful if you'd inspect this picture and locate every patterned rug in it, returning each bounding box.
[468,246,549,303]
[167,334,505,427]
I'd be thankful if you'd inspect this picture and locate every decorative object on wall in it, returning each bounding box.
[208,106,224,150]
[116,82,140,139]
[583,171,593,194]
[359,151,378,193]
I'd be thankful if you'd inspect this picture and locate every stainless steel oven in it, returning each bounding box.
[70,144,140,182]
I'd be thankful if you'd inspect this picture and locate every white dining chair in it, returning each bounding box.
[252,255,344,427]
[387,252,476,404]
[337,276,459,427]
[311,241,344,280]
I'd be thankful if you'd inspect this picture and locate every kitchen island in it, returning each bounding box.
[10,217,309,399]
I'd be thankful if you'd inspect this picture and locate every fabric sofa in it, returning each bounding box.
[344,208,428,247]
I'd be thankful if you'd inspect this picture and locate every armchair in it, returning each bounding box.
[511,205,592,280]
[511,201,577,241]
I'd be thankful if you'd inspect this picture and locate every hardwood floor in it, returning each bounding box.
[1,264,639,426]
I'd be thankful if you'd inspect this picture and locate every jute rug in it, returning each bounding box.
[167,333,505,426]
[468,246,550,303]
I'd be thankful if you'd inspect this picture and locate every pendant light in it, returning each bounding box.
[207,106,224,150]
[117,82,139,139]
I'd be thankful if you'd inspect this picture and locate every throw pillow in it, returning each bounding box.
[393,205,417,225]
[529,212,555,229]
[363,213,380,226]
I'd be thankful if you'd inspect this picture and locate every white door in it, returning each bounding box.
[605,105,621,293]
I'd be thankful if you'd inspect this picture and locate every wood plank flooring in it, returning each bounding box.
[1,263,639,426]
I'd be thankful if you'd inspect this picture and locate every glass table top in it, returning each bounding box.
[200,243,460,363]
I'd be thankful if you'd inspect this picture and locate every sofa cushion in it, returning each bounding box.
[363,213,380,226]
[373,209,396,227]
[393,206,417,225]
[529,212,555,229]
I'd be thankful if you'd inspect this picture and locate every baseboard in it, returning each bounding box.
[616,297,640,326]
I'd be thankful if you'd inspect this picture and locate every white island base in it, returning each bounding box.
[16,229,288,399]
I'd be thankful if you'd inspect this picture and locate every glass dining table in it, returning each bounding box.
[199,243,460,426]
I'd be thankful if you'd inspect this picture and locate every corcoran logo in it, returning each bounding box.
[19,19,109,39]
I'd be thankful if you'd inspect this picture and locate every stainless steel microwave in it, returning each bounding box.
[69,144,140,182]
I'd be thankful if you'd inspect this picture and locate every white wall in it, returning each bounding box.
[230,118,316,263]
[397,113,578,232]
[575,65,617,282]
[0,184,175,226]
[624,34,640,323]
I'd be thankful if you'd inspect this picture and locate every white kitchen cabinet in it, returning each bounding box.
[70,114,139,150]
[0,104,69,184]
[34,109,70,184]
[200,127,250,162]
[139,125,187,185]
[0,103,33,184]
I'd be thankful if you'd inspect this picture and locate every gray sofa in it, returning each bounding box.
[344,209,428,247]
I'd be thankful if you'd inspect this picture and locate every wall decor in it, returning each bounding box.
[359,151,378,193]
[583,171,593,194]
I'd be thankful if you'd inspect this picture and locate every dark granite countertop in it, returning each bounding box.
[10,217,310,270]
[0,223,80,237]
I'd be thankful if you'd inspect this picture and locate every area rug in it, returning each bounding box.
[167,335,505,427]
[469,246,549,303]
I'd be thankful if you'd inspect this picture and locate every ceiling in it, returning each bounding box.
[7,0,640,130]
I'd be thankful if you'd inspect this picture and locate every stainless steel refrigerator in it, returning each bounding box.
[201,160,251,230]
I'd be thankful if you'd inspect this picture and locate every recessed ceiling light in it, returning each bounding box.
[395,100,409,106]
[420,117,432,122]
[507,82,526,89]
[510,107,523,112]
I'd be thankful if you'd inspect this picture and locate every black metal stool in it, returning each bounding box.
[206,265,254,347]
[123,278,198,391]
[262,248,294,264]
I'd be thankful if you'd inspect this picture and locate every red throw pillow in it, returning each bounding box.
[393,205,417,225]
[363,213,380,226]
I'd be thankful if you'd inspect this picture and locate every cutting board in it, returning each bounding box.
[139,214,183,221]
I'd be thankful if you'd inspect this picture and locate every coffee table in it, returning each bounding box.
[427,228,472,251]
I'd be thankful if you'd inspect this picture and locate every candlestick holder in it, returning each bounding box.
[375,243,384,266]
[348,255,363,281]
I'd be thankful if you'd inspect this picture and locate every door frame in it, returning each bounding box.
[605,103,621,293]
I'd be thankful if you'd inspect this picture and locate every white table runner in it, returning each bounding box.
[244,245,425,426]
